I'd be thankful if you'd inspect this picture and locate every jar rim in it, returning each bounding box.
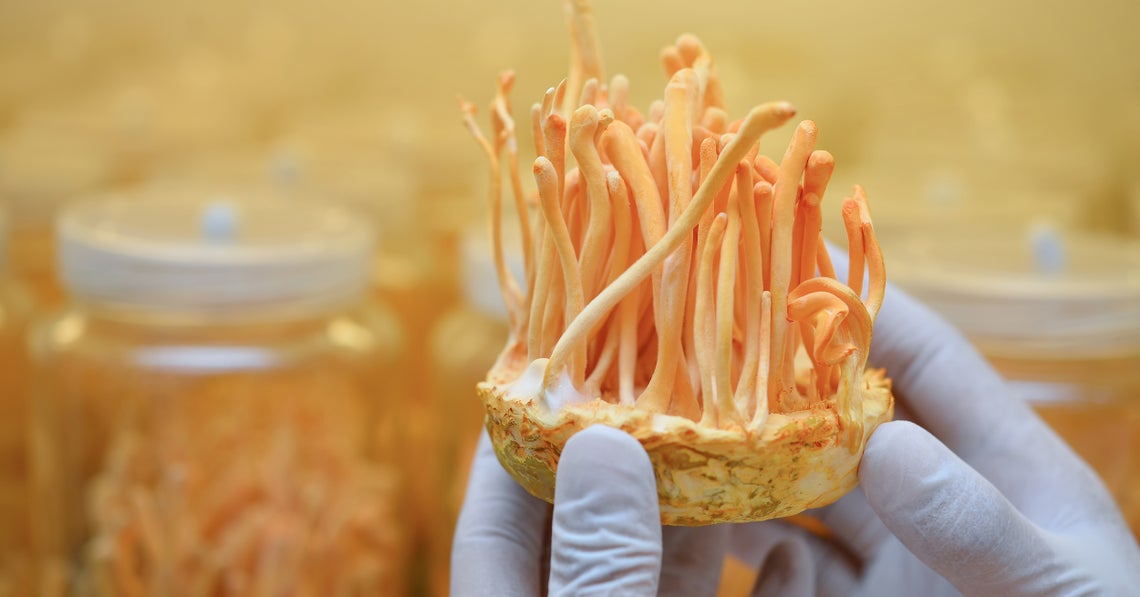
[57,190,375,314]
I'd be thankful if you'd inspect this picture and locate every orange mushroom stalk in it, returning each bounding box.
[463,0,892,525]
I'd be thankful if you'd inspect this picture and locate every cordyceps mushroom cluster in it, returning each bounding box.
[461,0,893,525]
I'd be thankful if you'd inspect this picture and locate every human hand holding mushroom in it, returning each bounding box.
[451,1,1140,594]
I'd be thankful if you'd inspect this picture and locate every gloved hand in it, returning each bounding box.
[730,280,1140,595]
[451,425,730,596]
[451,273,1140,596]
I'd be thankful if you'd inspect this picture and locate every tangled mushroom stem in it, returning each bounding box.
[462,9,885,439]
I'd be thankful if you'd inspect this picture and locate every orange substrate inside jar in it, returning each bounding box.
[989,352,1140,538]
[8,224,64,308]
[1035,401,1140,535]
[0,283,32,594]
[28,310,409,596]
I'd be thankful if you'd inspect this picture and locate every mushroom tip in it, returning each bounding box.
[547,112,567,128]
[810,150,836,166]
[676,32,702,50]
[533,155,554,173]
[572,104,601,124]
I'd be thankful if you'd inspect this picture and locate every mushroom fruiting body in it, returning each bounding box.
[463,2,892,525]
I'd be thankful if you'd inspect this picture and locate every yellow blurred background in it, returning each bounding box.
[0,0,1138,595]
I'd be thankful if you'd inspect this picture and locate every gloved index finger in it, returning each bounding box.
[549,425,663,596]
[451,431,550,597]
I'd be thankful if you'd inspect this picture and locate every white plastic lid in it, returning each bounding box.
[887,226,1140,359]
[58,191,374,315]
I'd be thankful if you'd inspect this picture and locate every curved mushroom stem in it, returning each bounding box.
[493,73,535,297]
[753,181,775,291]
[735,161,762,417]
[853,185,886,321]
[799,150,835,285]
[570,105,613,300]
[750,291,772,432]
[637,69,699,414]
[684,136,722,394]
[535,157,587,388]
[543,112,568,204]
[714,188,742,424]
[768,121,817,409]
[788,277,873,449]
[563,0,605,116]
[460,99,525,331]
[788,290,852,399]
[697,214,729,427]
[841,196,865,298]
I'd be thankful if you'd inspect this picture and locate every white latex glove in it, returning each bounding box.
[451,425,730,596]
[452,253,1140,595]
[731,278,1140,595]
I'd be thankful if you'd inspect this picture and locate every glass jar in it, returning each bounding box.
[0,209,33,594]
[420,225,515,594]
[28,193,406,595]
[888,226,1140,536]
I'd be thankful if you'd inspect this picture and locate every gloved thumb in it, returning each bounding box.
[859,421,1063,595]
[548,425,663,596]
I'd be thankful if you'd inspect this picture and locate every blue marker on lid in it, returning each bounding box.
[1028,221,1066,276]
[201,198,238,243]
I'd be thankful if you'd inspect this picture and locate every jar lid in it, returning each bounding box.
[58,190,374,314]
[887,225,1140,359]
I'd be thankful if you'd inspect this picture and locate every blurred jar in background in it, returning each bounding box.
[835,132,1108,245]
[0,131,116,306]
[0,209,33,595]
[269,125,424,401]
[143,146,289,195]
[14,71,260,185]
[273,102,470,309]
[421,224,517,594]
[0,11,103,130]
[267,137,418,239]
[378,190,478,597]
[13,90,156,187]
[28,193,406,595]
[888,226,1140,536]
[271,101,485,596]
